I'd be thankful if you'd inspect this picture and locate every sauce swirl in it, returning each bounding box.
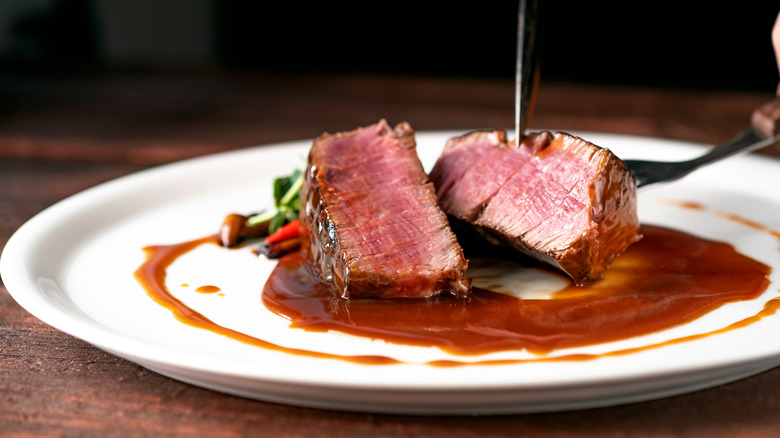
[134,225,774,365]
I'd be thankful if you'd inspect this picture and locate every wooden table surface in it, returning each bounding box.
[2,71,780,437]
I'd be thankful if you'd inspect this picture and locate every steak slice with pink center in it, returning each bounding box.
[301,120,471,298]
[430,130,641,284]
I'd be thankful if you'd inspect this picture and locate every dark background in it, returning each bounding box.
[1,0,779,91]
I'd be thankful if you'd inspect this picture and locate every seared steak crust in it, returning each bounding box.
[301,120,471,298]
[430,130,641,284]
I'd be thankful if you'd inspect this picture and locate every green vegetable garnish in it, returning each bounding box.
[246,169,304,232]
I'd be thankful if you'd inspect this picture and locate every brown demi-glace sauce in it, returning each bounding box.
[135,225,775,365]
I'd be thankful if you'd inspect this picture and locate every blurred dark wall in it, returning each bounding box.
[2,0,779,92]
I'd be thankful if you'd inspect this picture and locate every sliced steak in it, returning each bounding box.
[301,120,471,299]
[430,130,641,284]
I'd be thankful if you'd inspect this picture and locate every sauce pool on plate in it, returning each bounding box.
[134,225,773,365]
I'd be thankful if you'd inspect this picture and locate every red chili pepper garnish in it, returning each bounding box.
[264,219,301,244]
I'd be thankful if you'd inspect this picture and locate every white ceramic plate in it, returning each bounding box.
[3,131,780,415]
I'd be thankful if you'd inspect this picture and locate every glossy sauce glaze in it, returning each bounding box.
[135,225,774,365]
[195,285,221,294]
[263,225,771,355]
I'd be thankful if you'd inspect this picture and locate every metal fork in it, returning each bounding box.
[624,128,780,188]
[624,98,780,188]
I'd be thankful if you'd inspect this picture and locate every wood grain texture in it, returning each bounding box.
[2,72,780,437]
[2,72,778,165]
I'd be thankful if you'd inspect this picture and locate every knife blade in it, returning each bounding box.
[515,0,540,141]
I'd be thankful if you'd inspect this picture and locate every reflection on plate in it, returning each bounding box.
[2,131,780,415]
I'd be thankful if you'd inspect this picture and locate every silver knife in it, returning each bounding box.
[515,0,540,141]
